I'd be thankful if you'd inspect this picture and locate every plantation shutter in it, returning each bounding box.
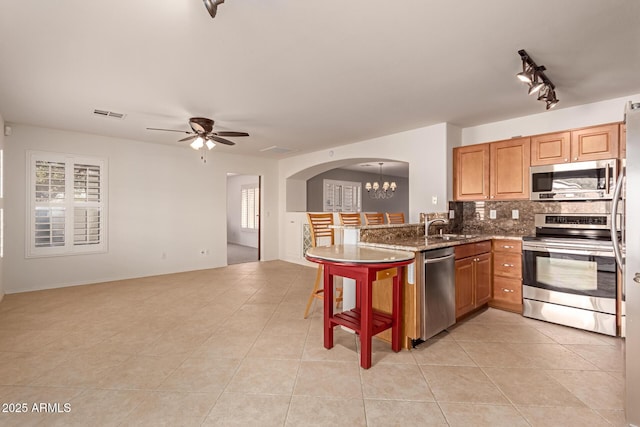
[28,151,107,257]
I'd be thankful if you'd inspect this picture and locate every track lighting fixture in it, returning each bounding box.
[203,0,225,19]
[517,50,559,110]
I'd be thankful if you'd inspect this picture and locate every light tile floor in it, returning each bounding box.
[0,260,626,426]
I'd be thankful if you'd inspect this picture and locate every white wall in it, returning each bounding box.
[462,94,640,145]
[226,174,259,248]
[0,114,4,301]
[278,123,453,264]
[4,124,279,293]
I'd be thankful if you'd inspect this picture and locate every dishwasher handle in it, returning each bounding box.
[424,253,455,264]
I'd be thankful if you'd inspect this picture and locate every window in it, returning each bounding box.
[27,151,107,257]
[241,184,259,230]
[323,179,361,212]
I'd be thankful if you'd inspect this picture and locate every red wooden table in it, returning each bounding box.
[306,245,415,369]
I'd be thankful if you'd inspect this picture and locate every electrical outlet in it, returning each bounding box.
[489,209,497,219]
[432,196,438,205]
[449,209,455,219]
[512,209,519,219]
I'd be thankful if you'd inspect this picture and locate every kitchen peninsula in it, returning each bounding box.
[343,221,524,349]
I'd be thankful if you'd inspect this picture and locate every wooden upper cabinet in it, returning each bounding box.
[620,123,626,159]
[453,144,490,201]
[490,137,531,200]
[531,131,571,166]
[570,123,619,162]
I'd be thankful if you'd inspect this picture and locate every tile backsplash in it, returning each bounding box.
[438,200,611,237]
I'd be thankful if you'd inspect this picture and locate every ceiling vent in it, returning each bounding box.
[93,109,126,120]
[260,145,293,154]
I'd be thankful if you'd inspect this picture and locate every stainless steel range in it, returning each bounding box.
[522,213,620,336]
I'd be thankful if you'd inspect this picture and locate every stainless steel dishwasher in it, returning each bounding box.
[420,247,456,340]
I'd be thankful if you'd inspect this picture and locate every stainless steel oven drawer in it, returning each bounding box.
[523,285,616,314]
[523,299,616,336]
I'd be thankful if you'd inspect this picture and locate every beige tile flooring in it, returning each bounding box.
[0,260,626,426]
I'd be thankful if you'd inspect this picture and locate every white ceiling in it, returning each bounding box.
[1,1,639,158]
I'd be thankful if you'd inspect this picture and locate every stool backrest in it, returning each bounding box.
[307,213,335,247]
[364,212,385,225]
[386,212,405,224]
[339,212,362,226]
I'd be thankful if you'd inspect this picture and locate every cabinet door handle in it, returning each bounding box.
[502,245,514,249]
[502,288,514,293]
[574,157,578,161]
[564,158,568,162]
[502,263,514,267]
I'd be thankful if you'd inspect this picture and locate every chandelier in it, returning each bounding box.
[365,162,397,199]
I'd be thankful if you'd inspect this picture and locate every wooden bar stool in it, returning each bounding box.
[339,212,362,226]
[304,213,343,318]
[386,212,405,224]
[364,212,385,225]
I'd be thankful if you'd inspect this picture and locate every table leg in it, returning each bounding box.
[360,270,374,369]
[391,267,403,352]
[324,266,334,350]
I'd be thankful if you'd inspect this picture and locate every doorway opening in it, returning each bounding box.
[226,173,260,265]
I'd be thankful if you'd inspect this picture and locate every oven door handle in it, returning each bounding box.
[523,246,613,257]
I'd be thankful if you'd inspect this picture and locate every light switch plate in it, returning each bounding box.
[432,196,438,205]
[512,209,519,219]
[489,209,497,219]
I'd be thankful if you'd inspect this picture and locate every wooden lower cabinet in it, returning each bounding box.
[455,242,492,319]
[490,239,523,313]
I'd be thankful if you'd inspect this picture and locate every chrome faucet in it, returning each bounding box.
[425,218,449,236]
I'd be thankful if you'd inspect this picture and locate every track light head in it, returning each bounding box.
[528,79,545,95]
[203,0,225,19]
[517,62,535,83]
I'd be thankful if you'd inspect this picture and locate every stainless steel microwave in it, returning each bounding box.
[530,159,618,201]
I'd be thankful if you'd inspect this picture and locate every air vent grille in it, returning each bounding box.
[93,109,126,120]
[260,146,293,154]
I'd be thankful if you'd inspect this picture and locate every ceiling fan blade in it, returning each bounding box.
[209,135,236,146]
[178,135,198,143]
[146,127,192,134]
[215,131,249,137]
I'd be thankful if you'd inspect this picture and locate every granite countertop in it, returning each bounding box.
[358,234,524,252]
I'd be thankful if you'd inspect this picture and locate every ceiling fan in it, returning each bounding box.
[147,117,249,150]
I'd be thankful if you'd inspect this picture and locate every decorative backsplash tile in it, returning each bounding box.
[448,200,611,237]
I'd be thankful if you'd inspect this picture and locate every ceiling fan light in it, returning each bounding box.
[190,137,204,150]
[205,139,216,150]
